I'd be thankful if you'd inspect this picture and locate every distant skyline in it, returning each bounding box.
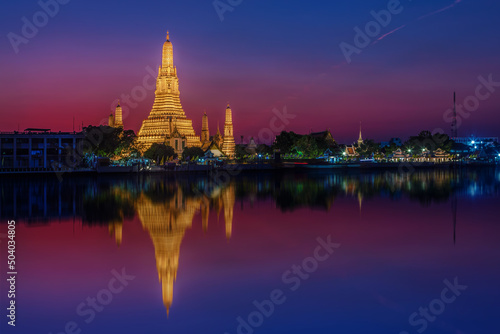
[1,0,499,143]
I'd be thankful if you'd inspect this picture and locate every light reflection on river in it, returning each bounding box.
[0,167,499,334]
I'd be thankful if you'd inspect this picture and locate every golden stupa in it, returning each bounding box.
[137,31,201,153]
[132,183,235,316]
[221,104,235,158]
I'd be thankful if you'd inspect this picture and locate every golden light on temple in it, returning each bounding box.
[108,101,124,128]
[201,111,210,144]
[108,221,123,247]
[223,183,235,240]
[114,102,123,128]
[133,31,237,158]
[137,32,201,154]
[201,197,210,233]
[136,189,198,316]
[133,183,235,316]
[222,104,236,158]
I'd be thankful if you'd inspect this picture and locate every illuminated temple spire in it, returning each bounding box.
[357,122,364,146]
[133,183,236,317]
[162,31,173,69]
[114,101,123,128]
[201,111,210,143]
[108,221,123,247]
[223,184,235,240]
[213,122,223,148]
[222,104,235,158]
[137,31,201,150]
[108,113,115,127]
[135,190,200,316]
[201,197,210,233]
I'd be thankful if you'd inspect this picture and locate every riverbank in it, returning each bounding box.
[0,161,497,175]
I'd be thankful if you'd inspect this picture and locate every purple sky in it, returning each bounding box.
[1,0,499,143]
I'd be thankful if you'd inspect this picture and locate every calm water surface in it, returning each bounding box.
[1,168,499,334]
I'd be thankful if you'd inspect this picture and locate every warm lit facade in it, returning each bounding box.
[108,102,123,128]
[357,124,364,146]
[221,104,235,158]
[137,32,200,153]
[199,105,235,158]
[114,103,123,128]
[201,112,210,144]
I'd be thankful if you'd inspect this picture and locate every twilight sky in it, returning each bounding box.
[0,0,499,143]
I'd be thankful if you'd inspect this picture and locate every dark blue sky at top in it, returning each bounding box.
[0,0,499,142]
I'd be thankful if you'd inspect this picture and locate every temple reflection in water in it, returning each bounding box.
[135,183,235,314]
[1,168,500,315]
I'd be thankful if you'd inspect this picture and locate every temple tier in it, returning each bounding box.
[137,32,201,153]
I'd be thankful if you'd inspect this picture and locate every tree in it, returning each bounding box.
[256,144,272,155]
[404,131,453,153]
[383,142,399,156]
[294,135,320,158]
[144,143,176,164]
[272,131,301,154]
[357,139,379,158]
[182,146,205,161]
[418,130,432,138]
[82,126,142,161]
[235,144,247,159]
[83,125,122,157]
[115,130,139,160]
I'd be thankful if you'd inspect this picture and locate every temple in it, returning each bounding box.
[108,102,123,128]
[201,111,210,144]
[137,32,201,154]
[222,104,235,158]
[133,183,235,316]
[357,123,364,146]
[200,105,235,158]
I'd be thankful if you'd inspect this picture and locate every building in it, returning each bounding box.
[246,137,258,155]
[212,123,224,150]
[221,104,235,158]
[390,148,407,161]
[432,148,451,163]
[310,130,336,146]
[344,145,357,158]
[137,32,201,151]
[204,142,224,159]
[108,102,123,128]
[453,136,498,148]
[357,124,364,146]
[108,113,115,127]
[201,111,210,144]
[0,129,84,169]
[199,105,235,159]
